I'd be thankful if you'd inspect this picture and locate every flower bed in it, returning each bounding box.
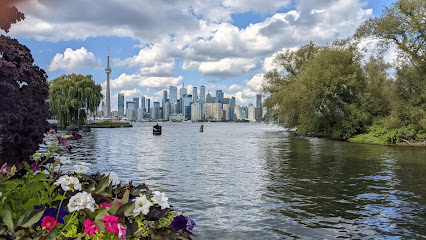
[0,141,195,239]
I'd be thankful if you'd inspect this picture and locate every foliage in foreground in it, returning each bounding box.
[49,74,103,128]
[0,143,195,239]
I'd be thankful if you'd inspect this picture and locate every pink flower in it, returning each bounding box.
[102,215,119,235]
[118,223,127,239]
[41,216,59,231]
[99,201,122,209]
[83,219,99,237]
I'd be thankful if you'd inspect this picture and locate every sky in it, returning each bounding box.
[4,0,396,111]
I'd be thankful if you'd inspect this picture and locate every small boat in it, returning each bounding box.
[199,124,203,132]
[153,124,162,135]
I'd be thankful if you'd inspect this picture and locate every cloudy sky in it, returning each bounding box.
[5,0,395,110]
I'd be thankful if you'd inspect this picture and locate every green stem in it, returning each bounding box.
[56,191,67,220]
[62,211,77,230]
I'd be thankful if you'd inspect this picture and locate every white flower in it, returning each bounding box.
[151,191,170,210]
[133,195,153,216]
[108,171,119,185]
[59,156,71,165]
[74,162,90,174]
[54,175,82,191]
[67,191,95,212]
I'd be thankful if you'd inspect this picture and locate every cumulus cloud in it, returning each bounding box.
[48,47,101,73]
[103,73,184,91]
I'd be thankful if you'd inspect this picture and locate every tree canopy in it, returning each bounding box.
[49,74,103,128]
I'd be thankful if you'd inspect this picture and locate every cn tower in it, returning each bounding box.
[105,45,112,118]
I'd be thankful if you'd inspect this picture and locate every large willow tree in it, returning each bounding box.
[49,74,103,128]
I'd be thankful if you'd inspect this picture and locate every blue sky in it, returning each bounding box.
[4,0,395,110]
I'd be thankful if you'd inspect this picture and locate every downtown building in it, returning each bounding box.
[204,103,223,121]
[191,101,204,122]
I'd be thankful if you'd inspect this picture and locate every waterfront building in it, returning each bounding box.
[137,108,144,121]
[118,93,124,116]
[192,87,198,103]
[181,94,192,119]
[169,86,177,103]
[204,103,223,121]
[191,101,204,122]
[216,90,223,103]
[133,97,139,110]
[241,106,248,119]
[223,104,231,121]
[256,93,262,108]
[141,96,146,112]
[147,99,151,113]
[150,106,159,120]
[231,96,236,107]
[169,113,184,122]
[206,92,215,103]
[248,103,256,122]
[162,90,168,106]
[223,98,230,104]
[164,102,171,121]
[112,111,119,118]
[126,108,134,120]
[171,102,179,114]
[126,101,136,111]
[154,102,160,108]
[234,105,241,120]
[180,84,187,97]
[256,93,262,122]
[200,86,205,102]
[105,46,112,118]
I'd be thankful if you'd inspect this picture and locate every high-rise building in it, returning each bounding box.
[133,97,139,110]
[200,86,205,102]
[154,102,160,108]
[192,87,198,103]
[231,96,236,107]
[206,92,215,103]
[118,93,124,116]
[204,103,223,121]
[234,105,241,120]
[164,102,171,121]
[169,86,177,103]
[181,94,192,119]
[216,90,223,103]
[141,96,146,112]
[241,106,248,119]
[191,101,204,122]
[105,46,112,118]
[147,99,151,113]
[256,93,262,108]
[248,103,256,122]
[162,90,168,107]
[126,101,136,110]
[223,104,231,121]
[223,98,230,104]
[180,84,187,98]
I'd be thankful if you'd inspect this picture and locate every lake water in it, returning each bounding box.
[40,122,426,239]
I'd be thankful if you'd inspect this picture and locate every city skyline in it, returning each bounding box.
[3,0,396,112]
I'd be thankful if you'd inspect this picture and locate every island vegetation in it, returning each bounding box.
[263,0,425,145]
[89,121,133,128]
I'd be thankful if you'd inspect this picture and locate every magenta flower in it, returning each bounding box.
[57,136,67,146]
[83,219,99,237]
[102,215,119,235]
[118,223,127,239]
[41,216,59,231]
[99,201,122,209]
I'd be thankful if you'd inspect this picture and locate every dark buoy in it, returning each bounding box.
[200,124,203,132]
[153,123,162,135]
[82,125,91,132]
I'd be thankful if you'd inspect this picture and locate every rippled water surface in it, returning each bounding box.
[41,122,426,239]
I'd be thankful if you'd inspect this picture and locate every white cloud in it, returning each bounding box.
[48,47,101,73]
[184,57,259,78]
[103,74,183,91]
[245,74,264,91]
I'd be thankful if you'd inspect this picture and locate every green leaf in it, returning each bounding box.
[1,207,14,233]
[107,198,120,215]
[94,176,110,194]
[52,195,67,202]
[119,189,129,205]
[15,208,45,228]
[84,182,96,193]
[24,198,39,208]
[94,209,107,231]
[123,201,135,217]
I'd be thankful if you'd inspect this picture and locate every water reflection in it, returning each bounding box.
[39,123,425,239]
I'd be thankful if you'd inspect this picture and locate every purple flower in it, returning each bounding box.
[57,136,67,146]
[30,162,40,172]
[66,145,72,153]
[170,215,187,230]
[34,204,69,224]
[186,216,196,230]
[72,132,82,140]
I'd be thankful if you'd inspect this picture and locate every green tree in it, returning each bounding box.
[49,74,103,128]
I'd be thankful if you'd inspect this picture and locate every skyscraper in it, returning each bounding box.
[147,99,151,113]
[256,93,262,108]
[162,90,168,106]
[104,46,112,118]
[118,93,124,116]
[192,87,198,103]
[141,96,146,112]
[200,86,205,102]
[180,83,187,97]
[169,86,177,103]
[133,97,139,109]
[231,96,236,107]
[216,90,223,103]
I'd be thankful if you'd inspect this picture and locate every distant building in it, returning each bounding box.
[206,92,215,103]
[234,105,241,120]
[118,93,124,116]
[231,96,236,107]
[181,94,192,119]
[141,96,146,112]
[191,101,204,122]
[169,113,184,122]
[164,102,171,121]
[200,86,205,102]
[216,90,223,103]
[241,106,248,119]
[223,104,231,121]
[137,108,144,121]
[150,106,159,120]
[248,103,256,122]
[180,84,187,98]
[204,103,223,121]
[192,87,198,103]
[126,108,134,120]
[147,99,151,113]
[126,101,136,111]
[169,86,177,103]
[133,97,139,110]
[256,93,262,108]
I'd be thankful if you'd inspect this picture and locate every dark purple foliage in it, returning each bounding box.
[0,35,49,165]
[0,0,25,33]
